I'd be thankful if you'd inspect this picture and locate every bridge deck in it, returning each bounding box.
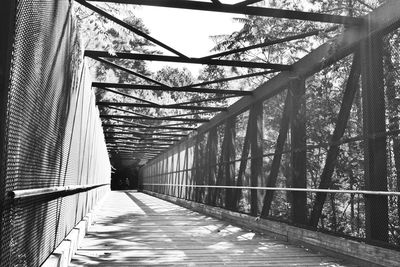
[70,191,353,266]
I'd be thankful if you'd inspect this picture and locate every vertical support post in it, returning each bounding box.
[250,102,263,216]
[289,78,307,225]
[184,143,189,200]
[213,122,229,206]
[206,127,218,205]
[175,146,180,197]
[260,91,291,218]
[191,136,201,201]
[361,33,388,242]
[233,111,251,209]
[197,134,206,202]
[170,148,175,196]
[225,117,236,210]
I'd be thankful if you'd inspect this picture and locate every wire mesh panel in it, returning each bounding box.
[0,0,110,266]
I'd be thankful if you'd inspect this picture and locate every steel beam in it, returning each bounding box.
[93,82,252,95]
[249,103,263,216]
[97,101,227,111]
[234,0,263,6]
[101,114,209,122]
[102,124,196,130]
[104,131,187,137]
[92,57,168,86]
[75,0,187,57]
[203,26,338,60]
[361,32,388,242]
[191,0,400,140]
[289,78,307,225]
[87,0,362,25]
[106,136,179,142]
[85,50,291,70]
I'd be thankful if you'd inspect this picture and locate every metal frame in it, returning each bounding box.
[135,0,400,247]
[76,0,400,246]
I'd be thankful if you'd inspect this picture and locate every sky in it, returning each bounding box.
[133,5,244,76]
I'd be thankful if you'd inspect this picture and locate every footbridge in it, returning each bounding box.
[1,0,400,266]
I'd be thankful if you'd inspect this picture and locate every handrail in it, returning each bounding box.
[142,183,400,196]
[8,183,110,199]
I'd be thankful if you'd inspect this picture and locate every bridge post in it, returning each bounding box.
[250,102,264,216]
[233,113,251,209]
[184,143,190,200]
[224,117,236,210]
[361,32,388,242]
[289,78,307,225]
[260,91,291,218]
[206,127,218,205]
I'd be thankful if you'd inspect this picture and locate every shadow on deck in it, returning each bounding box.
[70,191,353,266]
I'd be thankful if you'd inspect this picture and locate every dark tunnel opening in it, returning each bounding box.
[110,154,140,190]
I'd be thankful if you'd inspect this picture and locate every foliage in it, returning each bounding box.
[209,0,400,245]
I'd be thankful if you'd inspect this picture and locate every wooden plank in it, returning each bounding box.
[289,79,307,225]
[360,32,388,242]
[71,191,353,266]
[146,191,400,267]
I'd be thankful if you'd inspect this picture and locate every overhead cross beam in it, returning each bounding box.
[183,70,277,88]
[102,124,197,131]
[106,106,154,119]
[107,145,168,150]
[101,114,209,122]
[85,50,291,70]
[164,95,239,107]
[106,140,174,146]
[106,136,179,142]
[202,26,339,60]
[92,57,169,86]
[234,0,263,6]
[96,86,161,106]
[104,131,187,137]
[75,0,188,58]
[161,111,215,119]
[92,82,252,96]
[193,0,400,137]
[87,0,363,25]
[97,101,227,111]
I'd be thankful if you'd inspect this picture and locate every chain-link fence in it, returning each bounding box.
[0,1,110,266]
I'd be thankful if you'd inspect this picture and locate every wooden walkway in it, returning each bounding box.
[70,191,353,266]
